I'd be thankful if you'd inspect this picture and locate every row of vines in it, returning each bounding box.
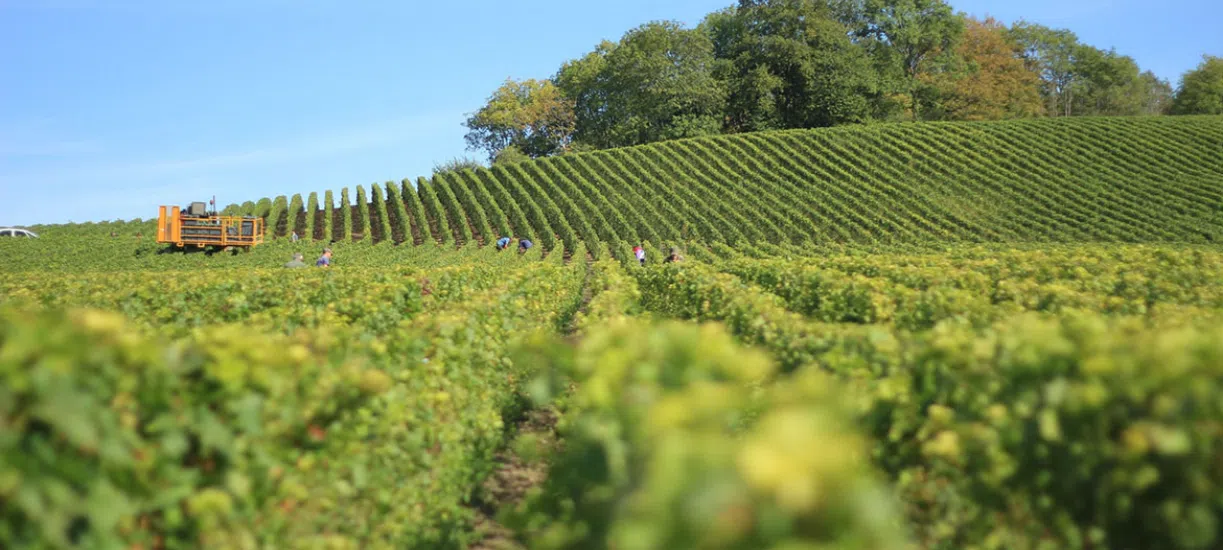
[27,117,1223,250]
[201,116,1223,257]
[497,247,1223,550]
[1,249,585,549]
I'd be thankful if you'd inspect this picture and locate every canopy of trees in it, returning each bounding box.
[1172,56,1223,115]
[462,0,1207,159]
[926,16,1042,121]
[556,21,728,149]
[463,79,576,162]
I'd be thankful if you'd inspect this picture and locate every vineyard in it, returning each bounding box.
[21,116,1223,258]
[4,116,1223,550]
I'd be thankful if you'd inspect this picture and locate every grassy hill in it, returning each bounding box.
[245,115,1223,248]
[26,116,1223,253]
[6,117,1223,549]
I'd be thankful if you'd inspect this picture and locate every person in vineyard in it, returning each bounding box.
[284,253,306,268]
[633,244,646,266]
[316,248,332,267]
[495,236,511,251]
[518,238,533,254]
[664,247,682,263]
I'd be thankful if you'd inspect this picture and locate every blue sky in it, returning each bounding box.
[1,0,1220,226]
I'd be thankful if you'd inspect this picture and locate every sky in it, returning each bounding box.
[1,0,1220,226]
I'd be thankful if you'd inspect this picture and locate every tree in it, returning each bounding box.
[1009,21,1170,117]
[705,0,874,132]
[838,0,965,120]
[555,21,728,149]
[1070,46,1165,116]
[492,145,530,166]
[433,156,484,175]
[463,78,576,162]
[1171,55,1223,115]
[926,16,1042,120]
[1008,21,1082,116]
[1137,71,1175,115]
[554,41,615,148]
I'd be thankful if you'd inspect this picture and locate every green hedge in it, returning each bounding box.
[860,314,1223,550]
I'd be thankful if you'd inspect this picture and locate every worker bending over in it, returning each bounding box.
[495,236,511,251]
[316,248,333,267]
[285,253,306,268]
[518,238,533,254]
[633,244,646,266]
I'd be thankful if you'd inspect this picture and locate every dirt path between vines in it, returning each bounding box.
[466,262,594,550]
[466,409,559,550]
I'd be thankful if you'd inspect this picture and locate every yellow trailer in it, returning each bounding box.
[156,201,265,249]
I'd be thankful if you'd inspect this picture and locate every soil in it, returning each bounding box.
[466,263,594,549]
[466,409,559,550]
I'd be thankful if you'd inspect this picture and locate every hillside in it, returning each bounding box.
[228,116,1223,249]
[6,118,1223,549]
[24,116,1223,253]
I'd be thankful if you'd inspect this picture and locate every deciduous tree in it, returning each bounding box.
[1171,55,1223,115]
[705,0,874,132]
[838,0,965,120]
[556,21,727,149]
[926,16,1043,120]
[1071,46,1169,116]
[463,79,575,162]
[433,156,484,175]
[1009,21,1081,116]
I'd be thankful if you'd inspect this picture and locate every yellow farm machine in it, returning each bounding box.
[156,198,265,250]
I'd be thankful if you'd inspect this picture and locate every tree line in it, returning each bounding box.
[460,0,1223,165]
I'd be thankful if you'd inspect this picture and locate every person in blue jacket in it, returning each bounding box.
[495,236,511,251]
[518,238,533,254]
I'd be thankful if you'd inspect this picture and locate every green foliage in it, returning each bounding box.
[705,0,874,131]
[383,181,411,244]
[838,0,966,120]
[287,194,304,240]
[417,176,454,244]
[6,218,1223,550]
[17,117,1223,253]
[1009,21,1174,117]
[305,192,320,240]
[269,195,289,238]
[861,313,1223,549]
[460,0,1180,154]
[353,185,370,241]
[926,16,1044,121]
[0,307,393,549]
[625,245,1223,549]
[1172,55,1223,115]
[369,184,393,244]
[338,188,353,242]
[463,79,575,161]
[557,20,728,149]
[493,145,530,166]
[254,198,273,219]
[508,320,907,550]
[0,256,586,548]
[433,156,486,174]
[322,190,336,242]
[1071,46,1173,116]
[401,178,431,245]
